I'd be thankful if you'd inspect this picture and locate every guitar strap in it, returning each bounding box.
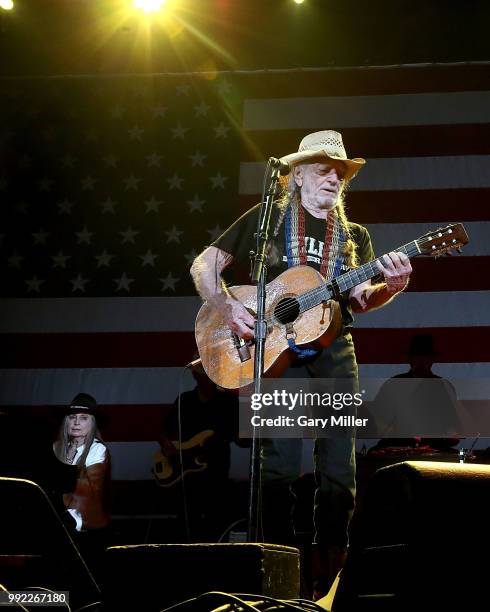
[284,202,346,359]
[285,202,345,279]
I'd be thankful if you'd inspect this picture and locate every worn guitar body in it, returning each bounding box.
[195,224,469,390]
[195,266,342,390]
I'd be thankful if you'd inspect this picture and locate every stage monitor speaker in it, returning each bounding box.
[104,543,300,611]
[0,477,100,609]
[333,461,490,611]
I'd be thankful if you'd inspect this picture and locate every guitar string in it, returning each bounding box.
[257,233,460,325]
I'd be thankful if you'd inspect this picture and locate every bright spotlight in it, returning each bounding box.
[133,0,166,14]
[293,0,305,4]
[0,0,14,10]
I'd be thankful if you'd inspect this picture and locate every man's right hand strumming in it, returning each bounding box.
[217,296,255,340]
[190,246,256,341]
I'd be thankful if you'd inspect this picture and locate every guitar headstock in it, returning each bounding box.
[417,223,469,257]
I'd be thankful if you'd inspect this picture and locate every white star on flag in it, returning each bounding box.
[171,123,189,139]
[184,249,198,265]
[60,154,76,168]
[58,199,74,215]
[100,198,117,214]
[114,272,134,293]
[146,153,163,168]
[32,229,49,245]
[95,250,114,268]
[160,272,179,292]
[194,101,210,117]
[103,154,118,168]
[207,225,223,241]
[8,252,24,268]
[187,194,205,213]
[175,83,191,96]
[217,79,232,95]
[140,250,159,267]
[15,201,28,214]
[110,106,125,119]
[214,122,231,138]
[51,251,71,268]
[167,174,184,190]
[120,226,139,244]
[189,150,207,167]
[128,125,144,141]
[38,178,54,192]
[123,174,142,190]
[152,106,167,118]
[76,226,94,245]
[25,276,45,293]
[210,171,228,189]
[144,196,162,213]
[71,274,89,293]
[85,129,99,142]
[81,175,96,191]
[165,226,183,244]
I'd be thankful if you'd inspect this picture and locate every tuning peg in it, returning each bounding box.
[445,250,453,256]
[456,247,462,254]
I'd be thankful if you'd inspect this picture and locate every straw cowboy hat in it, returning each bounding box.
[280,129,366,182]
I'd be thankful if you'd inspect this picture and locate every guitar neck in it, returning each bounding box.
[298,240,421,311]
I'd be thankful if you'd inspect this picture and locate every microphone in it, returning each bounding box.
[269,157,290,176]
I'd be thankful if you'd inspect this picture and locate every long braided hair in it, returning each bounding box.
[267,169,359,269]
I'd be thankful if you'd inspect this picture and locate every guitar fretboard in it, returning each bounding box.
[297,240,420,312]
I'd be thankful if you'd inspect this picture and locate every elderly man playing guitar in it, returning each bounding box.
[191,130,412,598]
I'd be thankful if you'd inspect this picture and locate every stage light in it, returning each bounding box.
[133,0,167,14]
[293,0,305,4]
[0,0,14,10]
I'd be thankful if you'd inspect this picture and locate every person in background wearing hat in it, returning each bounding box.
[53,392,111,582]
[370,334,461,450]
[190,130,412,598]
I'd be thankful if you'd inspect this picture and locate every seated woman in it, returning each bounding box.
[53,393,111,580]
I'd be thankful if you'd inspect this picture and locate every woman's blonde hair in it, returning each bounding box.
[53,413,103,471]
[267,170,359,270]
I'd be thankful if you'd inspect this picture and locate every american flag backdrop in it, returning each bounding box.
[1,63,490,483]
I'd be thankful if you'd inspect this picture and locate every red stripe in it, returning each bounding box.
[1,327,488,368]
[0,332,197,368]
[240,189,490,223]
[352,327,490,364]
[238,64,490,98]
[407,257,490,292]
[240,124,490,162]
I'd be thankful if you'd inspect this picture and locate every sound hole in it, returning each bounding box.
[274,297,300,325]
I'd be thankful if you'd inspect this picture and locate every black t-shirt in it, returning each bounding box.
[212,203,375,327]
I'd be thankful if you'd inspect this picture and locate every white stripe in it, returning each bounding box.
[365,222,488,256]
[359,363,490,379]
[239,156,490,193]
[355,291,490,328]
[2,355,490,408]
[0,368,195,406]
[0,296,202,333]
[1,291,489,334]
[243,91,490,130]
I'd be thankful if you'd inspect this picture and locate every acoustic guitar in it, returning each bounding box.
[195,223,468,389]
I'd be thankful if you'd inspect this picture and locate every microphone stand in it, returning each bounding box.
[247,157,288,542]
